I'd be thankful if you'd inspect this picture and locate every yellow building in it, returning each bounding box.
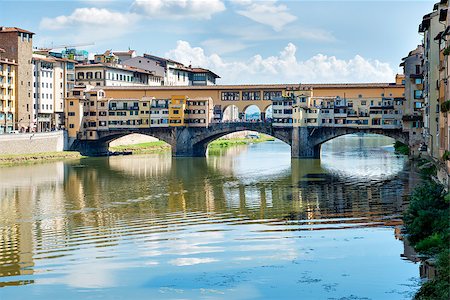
[168,95,187,126]
[0,49,16,133]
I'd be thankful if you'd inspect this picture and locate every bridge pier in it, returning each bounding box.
[73,140,110,156]
[291,127,321,159]
[172,127,207,157]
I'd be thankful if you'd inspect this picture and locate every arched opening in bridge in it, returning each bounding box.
[264,105,273,122]
[320,133,398,159]
[244,105,261,122]
[319,133,406,178]
[108,133,171,154]
[222,105,240,122]
[205,129,291,158]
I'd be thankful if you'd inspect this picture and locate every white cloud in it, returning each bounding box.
[40,7,138,30]
[232,0,297,31]
[166,40,396,84]
[39,7,140,44]
[201,39,250,55]
[222,24,336,43]
[131,0,226,20]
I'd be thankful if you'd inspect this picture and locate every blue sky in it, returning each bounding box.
[0,0,436,84]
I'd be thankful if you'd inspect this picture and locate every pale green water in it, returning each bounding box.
[0,134,421,299]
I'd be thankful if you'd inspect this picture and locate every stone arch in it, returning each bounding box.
[263,104,273,121]
[222,104,240,122]
[291,127,409,159]
[310,127,409,147]
[243,104,262,121]
[72,128,177,156]
[184,123,292,157]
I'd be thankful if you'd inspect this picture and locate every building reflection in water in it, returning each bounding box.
[0,135,419,289]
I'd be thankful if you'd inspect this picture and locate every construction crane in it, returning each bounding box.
[37,42,95,51]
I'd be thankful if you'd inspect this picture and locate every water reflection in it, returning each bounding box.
[0,135,421,299]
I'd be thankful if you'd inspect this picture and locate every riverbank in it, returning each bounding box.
[404,159,450,300]
[0,151,83,167]
[109,135,276,154]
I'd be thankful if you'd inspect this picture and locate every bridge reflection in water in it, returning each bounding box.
[0,135,421,298]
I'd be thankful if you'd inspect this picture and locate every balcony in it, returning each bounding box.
[402,114,423,122]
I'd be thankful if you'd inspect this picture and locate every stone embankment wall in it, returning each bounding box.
[0,131,67,155]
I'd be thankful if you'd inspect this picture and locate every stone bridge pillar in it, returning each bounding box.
[73,140,109,156]
[291,127,320,159]
[172,127,207,157]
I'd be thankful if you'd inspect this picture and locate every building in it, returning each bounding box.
[168,95,187,126]
[65,81,406,142]
[419,4,445,159]
[0,48,17,133]
[65,87,216,140]
[123,54,220,86]
[149,98,169,127]
[0,27,34,131]
[112,50,136,63]
[31,52,76,131]
[94,50,119,64]
[75,63,162,87]
[400,45,425,155]
[32,54,55,131]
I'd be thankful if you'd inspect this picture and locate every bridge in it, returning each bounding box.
[71,122,409,158]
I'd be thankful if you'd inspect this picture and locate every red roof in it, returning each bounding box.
[0,26,35,35]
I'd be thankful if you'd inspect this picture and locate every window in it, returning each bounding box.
[221,91,240,101]
[77,72,85,79]
[69,101,74,106]
[95,72,102,79]
[242,91,261,100]
[173,109,179,114]
[263,91,282,100]
[68,112,75,116]
[415,78,423,84]
[69,124,74,128]
[86,72,93,79]
[414,90,423,99]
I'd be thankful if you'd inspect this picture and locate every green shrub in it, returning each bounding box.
[444,46,450,56]
[441,100,450,113]
[443,151,450,161]
[403,181,449,250]
[393,141,410,155]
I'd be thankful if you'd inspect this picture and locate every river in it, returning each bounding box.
[0,134,421,299]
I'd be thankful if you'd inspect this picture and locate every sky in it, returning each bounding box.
[0,0,436,84]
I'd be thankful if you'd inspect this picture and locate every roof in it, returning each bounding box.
[143,53,184,66]
[32,55,56,63]
[189,67,221,78]
[113,50,135,55]
[0,26,35,35]
[97,83,404,91]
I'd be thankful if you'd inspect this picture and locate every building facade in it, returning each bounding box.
[0,48,17,133]
[65,81,406,141]
[32,54,55,131]
[0,27,34,131]
[75,63,162,87]
[401,45,425,155]
[123,54,220,86]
